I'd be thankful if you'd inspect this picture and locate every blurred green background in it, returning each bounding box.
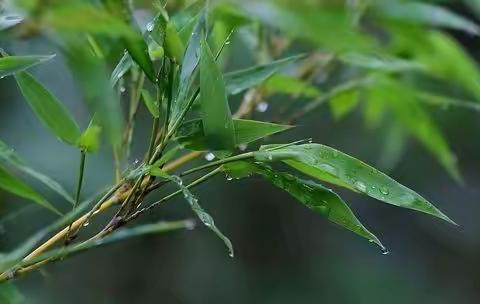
[2,0,480,303]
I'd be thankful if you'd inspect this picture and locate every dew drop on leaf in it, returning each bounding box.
[205,152,215,161]
[353,180,367,192]
[256,101,269,112]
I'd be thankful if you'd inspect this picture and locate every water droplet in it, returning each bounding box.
[379,186,389,196]
[239,144,247,151]
[146,22,154,32]
[83,221,90,227]
[353,181,367,192]
[185,220,196,230]
[267,154,273,161]
[120,86,126,93]
[225,40,231,45]
[228,251,234,258]
[256,101,269,112]
[332,150,339,158]
[205,152,215,161]
[226,175,233,181]
[381,248,390,255]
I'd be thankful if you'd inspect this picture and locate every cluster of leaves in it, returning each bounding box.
[1,0,479,285]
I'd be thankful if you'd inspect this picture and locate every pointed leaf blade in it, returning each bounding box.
[15,72,81,145]
[0,55,55,78]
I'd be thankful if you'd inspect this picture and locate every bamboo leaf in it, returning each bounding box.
[339,52,424,72]
[200,37,235,150]
[376,1,480,35]
[175,119,292,150]
[263,74,321,98]
[222,161,385,251]
[255,144,456,225]
[110,52,133,86]
[0,139,74,204]
[151,172,234,257]
[141,89,160,118]
[15,72,81,145]
[124,34,157,83]
[78,125,101,153]
[0,54,55,78]
[224,55,304,95]
[0,165,59,214]
[164,21,185,64]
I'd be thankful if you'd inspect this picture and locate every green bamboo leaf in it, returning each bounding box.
[164,21,185,64]
[78,125,101,153]
[339,52,424,72]
[0,14,23,31]
[263,74,321,98]
[254,144,456,225]
[175,119,292,150]
[66,40,123,148]
[44,3,135,38]
[0,282,23,304]
[11,220,194,271]
[222,161,385,251]
[110,52,133,86]
[376,1,480,35]
[200,37,235,150]
[366,76,461,182]
[0,139,74,204]
[0,165,59,214]
[0,54,55,78]
[238,1,373,52]
[151,172,233,257]
[171,11,205,125]
[141,89,160,118]
[224,55,304,95]
[124,33,157,83]
[15,72,81,145]
[329,88,360,120]
[171,0,204,30]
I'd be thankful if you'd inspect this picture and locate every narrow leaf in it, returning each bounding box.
[110,52,133,86]
[0,139,74,204]
[255,144,456,225]
[263,74,321,98]
[200,37,235,150]
[124,34,157,83]
[0,55,55,78]
[175,119,292,150]
[0,165,59,214]
[222,162,385,251]
[224,55,304,95]
[15,72,81,145]
[78,125,101,153]
[141,89,160,118]
[339,52,424,72]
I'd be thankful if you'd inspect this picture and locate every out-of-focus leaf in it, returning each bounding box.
[0,282,24,304]
[171,0,204,30]
[0,54,55,78]
[375,1,480,35]
[15,72,81,145]
[124,34,156,83]
[263,74,321,98]
[141,89,160,118]
[110,52,133,86]
[0,14,23,31]
[366,76,461,182]
[377,123,408,171]
[78,125,101,153]
[200,37,235,150]
[151,173,233,257]
[339,52,424,72]
[0,139,74,204]
[175,119,292,150]
[329,88,360,120]
[14,220,194,270]
[66,40,123,148]
[238,1,373,51]
[44,3,135,37]
[222,161,385,251]
[254,144,456,225]
[164,22,185,64]
[224,55,304,95]
[0,165,59,214]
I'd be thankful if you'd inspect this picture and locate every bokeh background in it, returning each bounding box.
[2,1,480,303]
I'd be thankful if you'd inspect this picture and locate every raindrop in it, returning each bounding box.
[146,22,154,32]
[267,154,273,161]
[120,86,126,93]
[83,221,90,227]
[239,144,247,151]
[226,175,233,181]
[185,220,196,230]
[381,248,390,255]
[228,252,234,258]
[379,186,389,196]
[256,101,269,112]
[353,181,367,192]
[205,152,215,161]
[332,150,339,158]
